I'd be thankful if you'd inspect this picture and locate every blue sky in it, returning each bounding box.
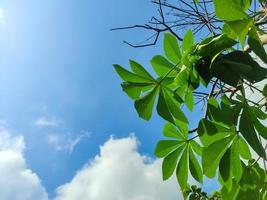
[0,1,218,199]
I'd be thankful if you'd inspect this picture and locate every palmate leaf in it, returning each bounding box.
[129,60,154,80]
[163,122,187,140]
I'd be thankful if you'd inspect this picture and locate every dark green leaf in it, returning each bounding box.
[239,105,266,159]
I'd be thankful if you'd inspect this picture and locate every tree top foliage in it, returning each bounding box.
[114,0,267,199]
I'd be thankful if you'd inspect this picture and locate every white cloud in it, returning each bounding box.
[55,136,184,200]
[34,117,61,127]
[0,127,48,200]
[47,131,90,153]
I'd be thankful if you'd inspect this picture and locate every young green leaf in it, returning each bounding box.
[164,33,181,64]
[189,147,203,183]
[162,145,185,180]
[134,86,158,120]
[230,139,243,182]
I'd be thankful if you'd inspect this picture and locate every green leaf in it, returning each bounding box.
[211,51,267,86]
[176,148,188,190]
[202,135,235,178]
[230,138,243,182]
[254,119,267,140]
[248,25,267,63]
[163,123,186,140]
[151,55,176,77]
[263,84,267,97]
[182,30,194,53]
[114,64,152,83]
[227,19,252,48]
[189,147,203,183]
[213,0,249,21]
[154,140,183,158]
[162,145,185,180]
[196,34,237,57]
[157,88,188,124]
[219,148,232,187]
[237,136,251,160]
[189,140,202,156]
[239,105,266,159]
[134,86,158,120]
[164,33,181,64]
[174,66,189,87]
[221,180,240,200]
[185,90,194,111]
[129,60,155,80]
[121,82,154,99]
[198,119,235,146]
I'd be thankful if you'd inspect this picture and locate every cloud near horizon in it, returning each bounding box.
[0,131,183,200]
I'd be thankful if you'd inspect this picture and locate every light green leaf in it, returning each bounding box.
[121,82,154,99]
[129,60,155,80]
[151,55,176,77]
[185,90,194,111]
[182,30,194,53]
[231,139,243,182]
[189,140,202,156]
[213,0,248,21]
[189,147,203,183]
[176,148,188,190]
[248,25,267,63]
[114,64,152,83]
[164,33,181,64]
[202,135,235,178]
[134,86,158,120]
[163,123,186,140]
[154,140,183,158]
[237,136,251,160]
[162,145,185,180]
[227,19,252,48]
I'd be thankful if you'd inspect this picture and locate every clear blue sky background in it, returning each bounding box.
[0,1,215,198]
